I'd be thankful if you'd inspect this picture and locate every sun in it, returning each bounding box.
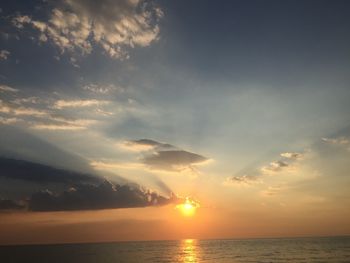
[176,197,200,217]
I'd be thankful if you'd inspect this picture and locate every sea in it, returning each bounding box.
[0,236,349,263]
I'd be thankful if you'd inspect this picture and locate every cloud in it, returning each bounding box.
[260,151,305,175]
[0,199,25,210]
[224,175,261,186]
[12,0,163,60]
[31,123,90,131]
[0,116,21,125]
[322,136,350,151]
[122,139,174,152]
[123,139,209,171]
[280,152,303,160]
[261,185,286,196]
[82,83,124,94]
[0,157,101,184]
[143,150,208,171]
[0,99,49,117]
[0,85,18,93]
[28,180,177,211]
[0,50,10,60]
[52,99,109,109]
[261,160,289,174]
[0,95,100,131]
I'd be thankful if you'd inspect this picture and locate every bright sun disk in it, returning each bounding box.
[176,197,200,217]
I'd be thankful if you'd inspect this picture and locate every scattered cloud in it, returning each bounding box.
[28,180,177,211]
[0,50,10,60]
[12,0,163,60]
[260,151,305,175]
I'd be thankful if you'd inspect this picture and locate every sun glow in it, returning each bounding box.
[176,197,200,217]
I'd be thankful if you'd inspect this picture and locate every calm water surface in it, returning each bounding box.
[1,236,349,263]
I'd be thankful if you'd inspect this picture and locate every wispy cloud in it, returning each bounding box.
[82,83,125,95]
[261,185,286,196]
[0,93,104,131]
[31,124,87,130]
[322,136,350,152]
[0,85,18,93]
[53,99,109,109]
[224,175,261,187]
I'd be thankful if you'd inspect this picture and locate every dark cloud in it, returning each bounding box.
[29,180,178,211]
[143,150,208,171]
[0,157,101,184]
[0,125,94,173]
[125,139,209,171]
[0,199,25,210]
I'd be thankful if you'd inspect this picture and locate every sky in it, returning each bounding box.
[0,0,350,245]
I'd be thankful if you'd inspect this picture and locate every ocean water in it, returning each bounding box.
[0,236,349,263]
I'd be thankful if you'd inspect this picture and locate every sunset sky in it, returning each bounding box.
[0,0,350,245]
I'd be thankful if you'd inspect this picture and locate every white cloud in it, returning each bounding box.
[280,152,303,160]
[31,123,87,130]
[53,99,109,109]
[261,160,290,174]
[12,0,163,59]
[0,50,10,60]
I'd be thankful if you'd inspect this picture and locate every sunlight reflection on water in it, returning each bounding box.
[181,239,198,263]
